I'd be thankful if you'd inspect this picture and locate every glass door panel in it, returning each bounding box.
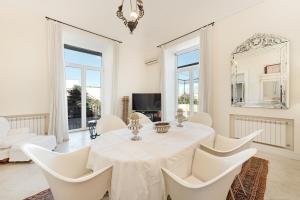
[86,70,101,126]
[193,69,199,113]
[178,71,190,116]
[65,67,82,130]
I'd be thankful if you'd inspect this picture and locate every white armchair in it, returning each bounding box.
[22,144,113,200]
[199,130,262,196]
[96,115,127,134]
[188,112,213,127]
[0,117,56,162]
[162,148,257,200]
[200,130,262,157]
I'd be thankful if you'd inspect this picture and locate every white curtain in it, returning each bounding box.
[199,26,214,115]
[111,42,120,115]
[160,47,167,121]
[160,47,177,121]
[101,40,120,116]
[47,21,69,144]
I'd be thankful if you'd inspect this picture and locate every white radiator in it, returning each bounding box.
[4,113,49,135]
[230,115,294,150]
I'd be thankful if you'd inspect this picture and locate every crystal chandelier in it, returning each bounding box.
[116,0,144,34]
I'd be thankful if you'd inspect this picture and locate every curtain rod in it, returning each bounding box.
[45,16,123,44]
[156,22,215,48]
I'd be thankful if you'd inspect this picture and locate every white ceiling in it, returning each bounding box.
[4,0,264,45]
[143,0,264,45]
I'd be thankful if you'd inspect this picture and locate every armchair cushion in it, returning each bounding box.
[0,133,56,162]
[9,135,56,162]
[5,133,37,146]
[201,130,262,157]
[214,134,242,151]
[43,146,91,178]
[192,149,231,182]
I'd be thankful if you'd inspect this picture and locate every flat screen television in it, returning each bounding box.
[132,93,161,111]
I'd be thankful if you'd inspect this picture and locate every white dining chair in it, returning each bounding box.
[188,112,213,127]
[131,112,152,125]
[96,114,127,134]
[200,129,262,196]
[200,130,262,157]
[22,144,112,200]
[162,148,257,200]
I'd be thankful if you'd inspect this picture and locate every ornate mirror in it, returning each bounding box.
[231,33,289,109]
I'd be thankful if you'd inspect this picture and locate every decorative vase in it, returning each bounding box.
[128,113,143,141]
[154,122,170,134]
[176,108,186,127]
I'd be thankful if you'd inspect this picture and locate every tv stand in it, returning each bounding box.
[134,110,161,122]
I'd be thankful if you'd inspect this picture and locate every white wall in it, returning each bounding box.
[0,6,49,115]
[117,37,161,116]
[0,3,161,117]
[212,0,300,154]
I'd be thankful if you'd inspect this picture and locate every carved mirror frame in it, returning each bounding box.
[231,33,290,109]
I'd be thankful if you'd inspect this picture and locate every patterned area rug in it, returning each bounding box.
[227,157,268,200]
[24,157,268,200]
[24,189,53,200]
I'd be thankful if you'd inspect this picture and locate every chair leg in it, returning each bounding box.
[237,174,247,196]
[230,188,236,200]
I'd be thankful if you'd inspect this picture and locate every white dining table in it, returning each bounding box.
[86,121,215,200]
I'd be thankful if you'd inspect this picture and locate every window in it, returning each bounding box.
[64,45,102,131]
[176,49,199,116]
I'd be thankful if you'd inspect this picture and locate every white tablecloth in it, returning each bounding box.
[87,122,214,200]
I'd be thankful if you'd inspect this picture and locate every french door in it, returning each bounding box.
[176,66,199,117]
[65,63,102,130]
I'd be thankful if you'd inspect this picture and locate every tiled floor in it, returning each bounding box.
[258,152,300,200]
[55,130,91,152]
[0,131,300,200]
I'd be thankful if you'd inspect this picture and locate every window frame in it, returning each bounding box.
[64,44,102,57]
[175,47,200,116]
[64,45,103,132]
[176,46,200,68]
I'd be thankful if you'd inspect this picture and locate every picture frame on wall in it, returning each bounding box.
[264,63,281,74]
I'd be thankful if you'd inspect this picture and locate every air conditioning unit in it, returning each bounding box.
[145,58,159,65]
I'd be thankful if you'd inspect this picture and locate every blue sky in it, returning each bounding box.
[177,49,199,67]
[64,49,101,87]
[64,48,101,67]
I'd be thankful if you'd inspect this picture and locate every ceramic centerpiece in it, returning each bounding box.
[175,108,186,127]
[128,113,143,141]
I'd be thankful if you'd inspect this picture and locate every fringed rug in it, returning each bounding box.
[24,157,268,200]
[227,157,268,200]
